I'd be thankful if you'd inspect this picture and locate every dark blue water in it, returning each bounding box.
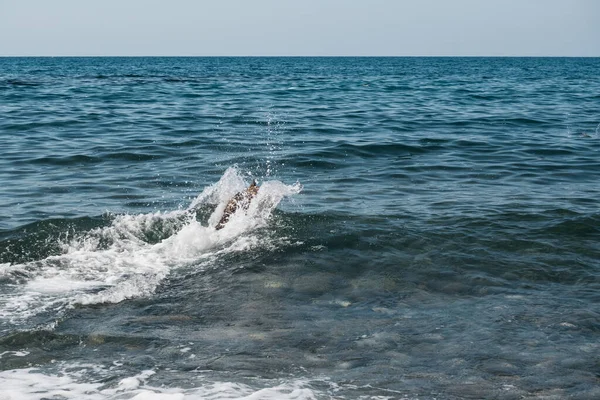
[1,57,599,399]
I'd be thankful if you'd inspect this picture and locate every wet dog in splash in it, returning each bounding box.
[215,180,260,230]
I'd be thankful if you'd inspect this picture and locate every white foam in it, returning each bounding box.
[27,276,105,294]
[0,365,319,400]
[0,350,30,359]
[117,370,156,391]
[0,167,301,326]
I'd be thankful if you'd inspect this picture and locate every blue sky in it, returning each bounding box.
[1,0,598,56]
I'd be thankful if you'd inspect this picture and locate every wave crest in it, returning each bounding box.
[0,167,301,329]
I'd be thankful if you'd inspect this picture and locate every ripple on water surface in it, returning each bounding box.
[1,57,600,399]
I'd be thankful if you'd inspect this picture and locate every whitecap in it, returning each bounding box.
[0,167,301,327]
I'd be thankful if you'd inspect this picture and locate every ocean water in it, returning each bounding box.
[0,57,599,399]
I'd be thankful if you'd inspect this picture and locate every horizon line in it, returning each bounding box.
[1,55,599,58]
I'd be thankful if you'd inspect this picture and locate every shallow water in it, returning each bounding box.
[1,57,599,399]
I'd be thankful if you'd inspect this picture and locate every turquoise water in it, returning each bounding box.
[1,57,599,399]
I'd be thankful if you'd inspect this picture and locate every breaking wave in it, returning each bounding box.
[0,167,302,330]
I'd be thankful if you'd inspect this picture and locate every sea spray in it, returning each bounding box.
[0,168,301,328]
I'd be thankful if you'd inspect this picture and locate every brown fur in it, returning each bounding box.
[215,181,259,230]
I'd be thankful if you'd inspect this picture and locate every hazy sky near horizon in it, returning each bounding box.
[1,0,598,56]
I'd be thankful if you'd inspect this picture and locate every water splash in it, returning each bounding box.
[0,167,301,328]
[261,112,287,178]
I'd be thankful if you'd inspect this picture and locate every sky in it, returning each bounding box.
[0,0,598,56]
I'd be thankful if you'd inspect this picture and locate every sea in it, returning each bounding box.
[0,57,599,399]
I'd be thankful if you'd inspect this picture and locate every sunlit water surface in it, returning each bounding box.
[1,57,599,399]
